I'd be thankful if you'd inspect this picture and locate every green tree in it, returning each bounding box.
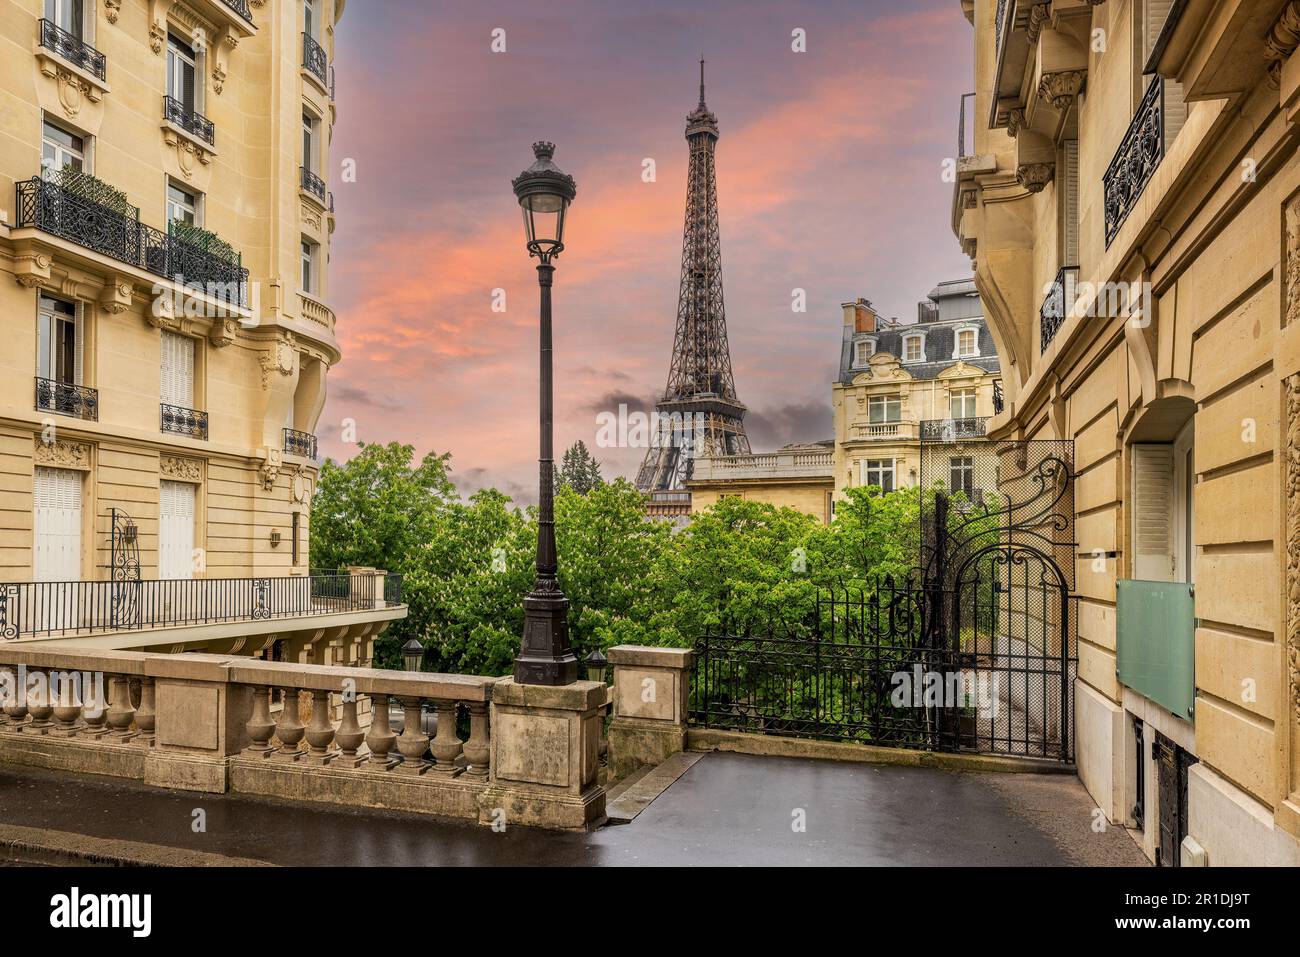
[557,440,603,494]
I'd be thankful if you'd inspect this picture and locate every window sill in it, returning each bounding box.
[35,46,111,101]
[161,122,218,162]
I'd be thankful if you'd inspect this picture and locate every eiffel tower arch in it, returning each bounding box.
[636,61,751,494]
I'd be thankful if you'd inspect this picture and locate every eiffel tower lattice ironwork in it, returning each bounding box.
[636,60,751,493]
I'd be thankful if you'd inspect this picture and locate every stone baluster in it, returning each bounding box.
[106,675,136,741]
[134,677,156,746]
[430,700,464,775]
[244,686,277,756]
[275,688,306,761]
[335,694,366,768]
[365,694,396,770]
[462,702,491,778]
[2,666,28,732]
[82,671,109,737]
[303,690,338,765]
[394,697,429,774]
[26,669,53,735]
[50,670,82,737]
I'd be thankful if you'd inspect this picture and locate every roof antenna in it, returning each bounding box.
[699,55,706,108]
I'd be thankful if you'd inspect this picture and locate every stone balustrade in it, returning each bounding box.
[0,645,605,829]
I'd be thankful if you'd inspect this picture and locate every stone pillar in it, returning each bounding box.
[607,646,693,780]
[142,654,249,794]
[479,678,606,831]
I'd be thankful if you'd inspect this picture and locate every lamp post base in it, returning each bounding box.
[514,589,579,686]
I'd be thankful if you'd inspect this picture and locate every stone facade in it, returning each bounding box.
[0,1,385,658]
[686,444,834,521]
[953,0,1300,865]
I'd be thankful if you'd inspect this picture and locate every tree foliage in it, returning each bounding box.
[557,440,603,494]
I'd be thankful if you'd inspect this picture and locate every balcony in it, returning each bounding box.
[851,422,914,442]
[39,18,106,81]
[283,428,318,459]
[300,166,326,203]
[220,0,253,22]
[992,380,1004,415]
[163,95,215,147]
[920,417,988,442]
[14,174,249,307]
[0,571,402,643]
[303,33,329,88]
[1040,265,1078,354]
[1104,76,1164,247]
[160,403,208,440]
[1116,579,1196,720]
[35,377,98,421]
[690,448,833,482]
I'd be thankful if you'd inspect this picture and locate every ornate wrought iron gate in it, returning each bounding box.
[689,439,1078,761]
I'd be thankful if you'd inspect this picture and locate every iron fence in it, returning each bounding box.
[160,403,208,440]
[0,571,402,641]
[35,377,98,421]
[1104,75,1164,246]
[163,95,215,146]
[303,33,328,86]
[39,19,106,80]
[220,0,253,23]
[283,427,317,459]
[1039,265,1078,353]
[300,167,326,202]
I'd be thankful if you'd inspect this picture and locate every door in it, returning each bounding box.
[1155,732,1197,866]
[159,481,195,580]
[34,467,82,633]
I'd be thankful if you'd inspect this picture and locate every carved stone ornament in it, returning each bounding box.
[34,439,91,470]
[1006,107,1027,138]
[1039,70,1086,111]
[259,334,298,389]
[1017,162,1055,192]
[1265,2,1300,88]
[213,63,227,95]
[1026,3,1051,43]
[209,318,238,349]
[1286,197,1300,329]
[160,455,203,482]
[1286,374,1300,728]
[260,449,283,492]
[105,0,121,22]
[150,20,166,54]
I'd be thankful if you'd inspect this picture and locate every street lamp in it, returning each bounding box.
[584,648,608,685]
[511,141,579,686]
[401,638,424,673]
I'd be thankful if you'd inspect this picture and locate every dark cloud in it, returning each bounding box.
[744,400,833,451]
[579,390,653,416]
[329,383,402,412]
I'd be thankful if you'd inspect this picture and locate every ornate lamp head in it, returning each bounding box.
[511,141,576,263]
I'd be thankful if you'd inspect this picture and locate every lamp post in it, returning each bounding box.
[511,141,579,686]
[401,638,424,673]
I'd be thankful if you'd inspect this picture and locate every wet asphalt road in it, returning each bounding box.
[0,752,1146,866]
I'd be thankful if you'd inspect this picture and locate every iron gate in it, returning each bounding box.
[689,439,1078,761]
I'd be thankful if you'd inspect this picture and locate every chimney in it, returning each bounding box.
[854,298,877,333]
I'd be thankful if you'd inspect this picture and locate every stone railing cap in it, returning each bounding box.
[607,645,693,668]
[0,645,149,675]
[227,659,497,701]
[492,677,607,711]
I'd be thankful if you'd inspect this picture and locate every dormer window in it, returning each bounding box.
[903,334,924,363]
[954,326,980,358]
[853,338,876,367]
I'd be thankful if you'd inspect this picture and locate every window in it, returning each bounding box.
[955,328,979,358]
[38,296,81,386]
[167,34,198,113]
[853,338,875,366]
[159,481,196,580]
[867,394,900,424]
[302,112,318,172]
[34,467,82,583]
[1061,140,1079,268]
[950,387,977,419]
[166,182,199,225]
[160,330,196,409]
[860,459,895,493]
[44,0,84,37]
[304,0,318,38]
[1143,1,1186,149]
[903,335,924,363]
[301,240,318,293]
[41,119,85,176]
[950,456,974,497]
[1131,422,1195,583]
[291,511,301,565]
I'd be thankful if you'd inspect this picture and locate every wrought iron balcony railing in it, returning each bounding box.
[160,403,208,440]
[283,428,318,459]
[303,33,328,86]
[0,571,402,641]
[1040,265,1079,354]
[300,167,326,202]
[39,18,107,81]
[995,0,1008,52]
[220,0,253,23]
[36,377,99,421]
[1103,75,1164,247]
[163,95,215,147]
[15,176,249,306]
[920,417,989,442]
[992,379,1004,415]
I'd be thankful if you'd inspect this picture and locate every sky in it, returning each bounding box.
[323,0,973,501]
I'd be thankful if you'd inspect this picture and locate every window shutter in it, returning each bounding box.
[1063,140,1080,266]
[161,332,194,407]
[34,467,82,582]
[1144,1,1187,148]
[1132,444,1175,581]
[73,305,83,386]
[159,480,195,580]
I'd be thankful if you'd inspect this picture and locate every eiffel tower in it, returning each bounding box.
[636,60,751,493]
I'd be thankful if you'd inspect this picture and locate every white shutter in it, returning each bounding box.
[34,467,82,582]
[159,480,195,580]
[1062,140,1080,267]
[1143,0,1187,149]
[73,305,83,385]
[1132,444,1175,581]
[160,332,194,407]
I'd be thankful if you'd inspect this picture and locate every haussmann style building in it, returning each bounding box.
[952,0,1300,866]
